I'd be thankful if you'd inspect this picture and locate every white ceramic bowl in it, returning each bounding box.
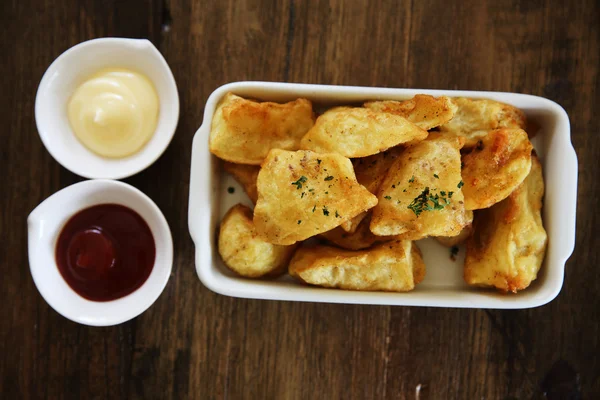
[28,180,173,326]
[35,37,179,179]
[188,81,578,309]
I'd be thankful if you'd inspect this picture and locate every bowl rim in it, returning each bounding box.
[34,37,180,180]
[188,81,578,309]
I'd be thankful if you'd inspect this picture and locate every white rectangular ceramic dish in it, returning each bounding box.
[188,81,577,309]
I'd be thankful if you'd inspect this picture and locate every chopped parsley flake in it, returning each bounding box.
[408,176,415,183]
[335,210,340,218]
[324,175,334,181]
[392,185,396,188]
[325,191,329,194]
[448,191,454,198]
[309,188,315,192]
[440,191,446,196]
[450,246,459,261]
[407,187,452,217]
[433,173,439,179]
[403,189,407,192]
[384,195,392,200]
[317,159,322,164]
[227,187,235,194]
[301,192,305,198]
[323,206,330,216]
[312,205,316,212]
[297,220,302,224]
[292,176,307,189]
[457,180,464,189]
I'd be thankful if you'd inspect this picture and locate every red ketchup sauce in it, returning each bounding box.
[55,204,155,301]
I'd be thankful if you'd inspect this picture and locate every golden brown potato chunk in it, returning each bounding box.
[341,147,404,233]
[370,134,471,239]
[320,213,400,250]
[223,162,260,204]
[353,147,404,194]
[218,204,297,278]
[289,240,425,292]
[364,95,457,130]
[461,128,533,210]
[300,107,427,158]
[434,211,474,247]
[253,149,378,245]
[210,93,315,165]
[464,156,547,292]
[439,97,526,147]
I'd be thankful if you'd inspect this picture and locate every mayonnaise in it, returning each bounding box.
[67,69,159,158]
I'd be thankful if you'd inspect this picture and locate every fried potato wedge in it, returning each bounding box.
[253,149,378,245]
[353,147,404,194]
[300,107,427,158]
[223,162,260,204]
[218,204,297,278]
[210,93,315,165]
[464,156,547,292]
[434,211,474,247]
[340,147,404,233]
[461,128,533,210]
[370,134,471,239]
[364,95,457,130]
[439,97,526,147]
[320,213,400,250]
[289,240,425,291]
[339,213,366,234]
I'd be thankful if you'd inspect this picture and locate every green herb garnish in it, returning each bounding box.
[433,173,439,179]
[450,246,459,261]
[227,187,235,194]
[384,195,392,200]
[408,176,415,183]
[297,220,302,224]
[407,187,452,217]
[323,206,330,216]
[324,176,334,181]
[457,180,464,189]
[292,176,307,189]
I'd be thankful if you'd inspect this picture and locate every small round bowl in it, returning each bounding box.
[27,180,173,326]
[35,38,179,179]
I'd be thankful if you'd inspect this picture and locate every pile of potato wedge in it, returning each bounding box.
[209,92,547,293]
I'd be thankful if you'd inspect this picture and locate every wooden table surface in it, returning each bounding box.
[1,0,598,398]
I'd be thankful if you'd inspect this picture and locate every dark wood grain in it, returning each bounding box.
[1,0,598,399]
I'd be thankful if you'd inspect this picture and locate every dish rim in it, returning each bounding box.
[188,81,577,309]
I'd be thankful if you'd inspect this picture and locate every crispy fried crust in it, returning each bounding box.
[464,156,547,292]
[364,95,457,130]
[223,162,260,204]
[218,204,297,278]
[320,213,400,250]
[210,93,315,165]
[439,97,526,147]
[370,134,470,239]
[300,107,427,158]
[253,149,378,245]
[434,211,474,247]
[340,147,404,233]
[289,240,425,291]
[461,128,533,210]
